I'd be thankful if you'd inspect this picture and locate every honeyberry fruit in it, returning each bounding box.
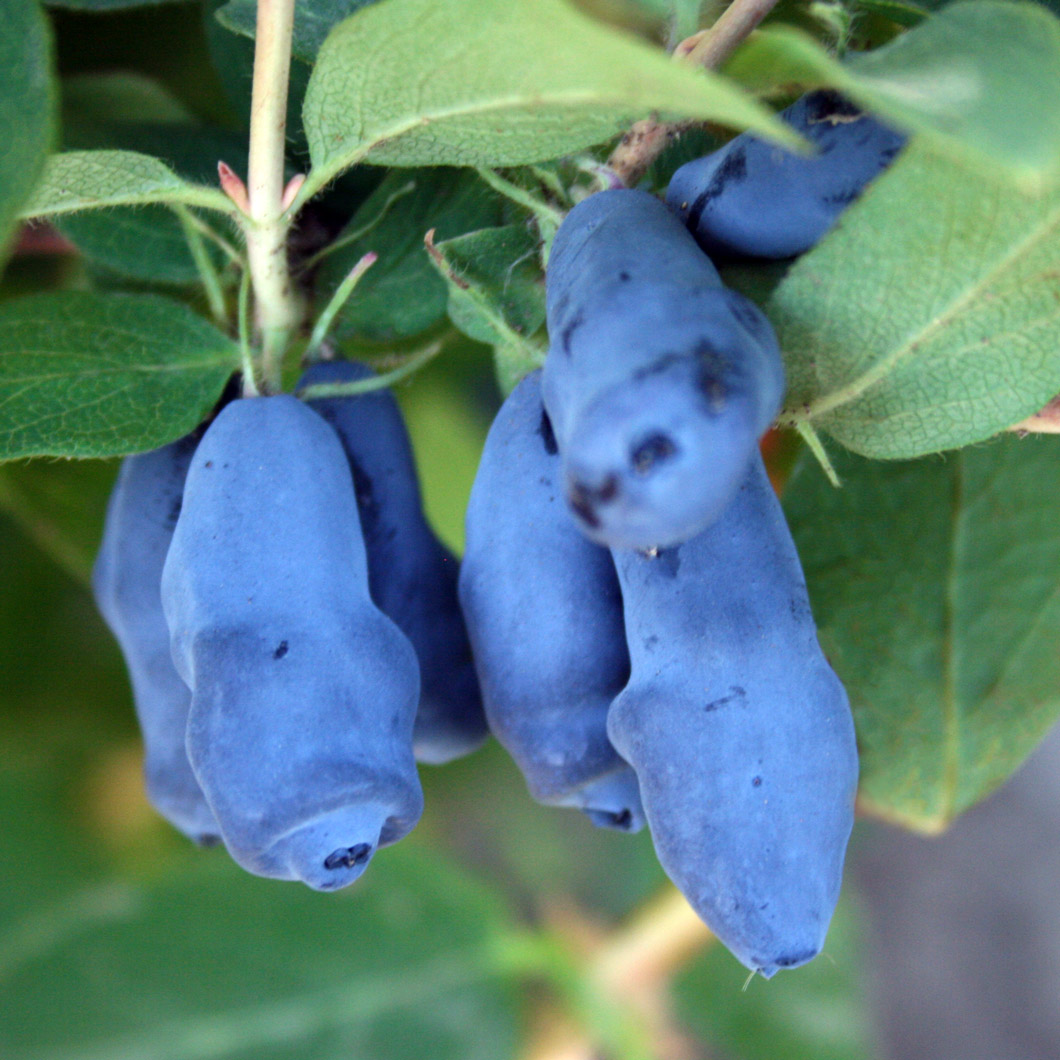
[543,188,784,551]
[460,370,644,831]
[161,395,423,891]
[666,90,907,260]
[300,359,487,765]
[608,451,858,976]
[93,435,220,846]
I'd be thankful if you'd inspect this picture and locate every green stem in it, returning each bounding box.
[237,267,260,397]
[180,209,245,268]
[304,252,378,361]
[297,340,444,399]
[475,167,565,229]
[794,419,841,486]
[245,0,300,393]
[297,180,416,272]
[175,206,227,325]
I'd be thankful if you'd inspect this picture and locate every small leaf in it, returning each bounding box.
[725,0,1060,188]
[301,0,793,190]
[0,0,57,267]
[426,224,546,391]
[0,292,240,461]
[318,169,503,343]
[784,434,1060,832]
[772,140,1060,459]
[433,225,545,347]
[216,0,380,63]
[19,150,233,220]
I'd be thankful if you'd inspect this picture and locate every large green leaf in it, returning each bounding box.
[725,0,1060,189]
[19,150,232,219]
[673,894,872,1060]
[300,0,793,194]
[0,0,56,268]
[771,140,1060,459]
[0,292,239,460]
[61,71,195,133]
[215,0,380,63]
[0,740,519,1060]
[784,435,1060,832]
[319,169,503,342]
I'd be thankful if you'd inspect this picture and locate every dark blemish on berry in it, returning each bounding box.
[686,146,748,232]
[704,685,747,712]
[324,843,372,871]
[560,310,583,356]
[538,409,558,455]
[165,496,183,530]
[752,776,763,787]
[273,640,289,660]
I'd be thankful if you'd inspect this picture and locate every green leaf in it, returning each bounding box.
[434,225,545,346]
[43,0,185,9]
[725,0,1060,189]
[673,894,872,1060]
[19,150,232,220]
[784,434,1060,832]
[215,0,380,63]
[318,169,503,343]
[0,0,57,268]
[61,72,196,136]
[0,459,116,585]
[771,140,1060,459]
[0,292,239,461]
[426,224,546,391]
[301,0,794,192]
[0,737,519,1060]
[52,125,246,286]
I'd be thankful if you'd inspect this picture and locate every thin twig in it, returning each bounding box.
[304,252,378,360]
[175,205,227,326]
[607,0,782,188]
[237,267,259,397]
[297,180,416,273]
[296,340,445,400]
[523,888,714,1060]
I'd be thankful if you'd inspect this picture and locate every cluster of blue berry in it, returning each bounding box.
[94,92,903,975]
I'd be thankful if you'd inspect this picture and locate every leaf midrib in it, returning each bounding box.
[31,952,493,1060]
[799,195,1060,423]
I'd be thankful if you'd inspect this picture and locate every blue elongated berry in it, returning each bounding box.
[161,395,423,891]
[607,452,858,976]
[459,370,644,831]
[93,436,220,845]
[666,90,907,260]
[543,188,784,550]
[299,359,487,765]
